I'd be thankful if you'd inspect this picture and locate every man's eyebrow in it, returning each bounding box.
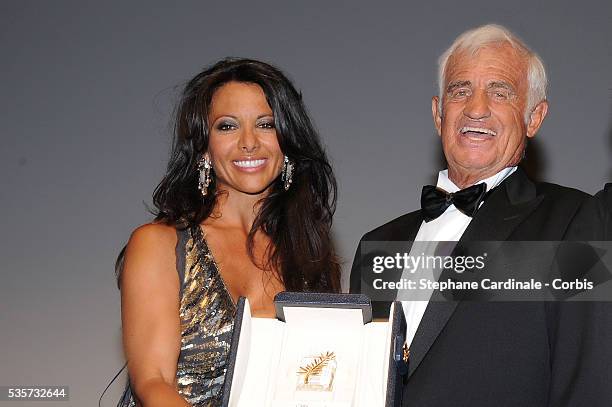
[446,81,471,93]
[487,81,515,91]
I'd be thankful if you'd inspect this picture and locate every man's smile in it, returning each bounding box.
[460,126,498,137]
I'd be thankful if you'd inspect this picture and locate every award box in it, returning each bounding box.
[221,292,407,407]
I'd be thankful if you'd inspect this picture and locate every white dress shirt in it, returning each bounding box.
[401,166,517,347]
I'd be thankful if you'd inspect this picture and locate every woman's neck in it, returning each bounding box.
[206,188,267,232]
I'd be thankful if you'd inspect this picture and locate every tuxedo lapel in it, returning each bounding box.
[406,167,544,378]
[405,214,422,241]
[460,168,543,242]
[406,299,458,377]
[379,212,423,316]
[358,211,424,319]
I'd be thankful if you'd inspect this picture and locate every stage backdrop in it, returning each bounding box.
[1,0,610,405]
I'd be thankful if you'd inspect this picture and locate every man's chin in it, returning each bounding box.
[451,157,498,175]
[448,162,503,185]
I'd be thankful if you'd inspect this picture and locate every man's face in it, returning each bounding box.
[432,43,547,186]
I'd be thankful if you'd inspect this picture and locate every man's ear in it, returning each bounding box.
[432,96,442,136]
[526,100,548,138]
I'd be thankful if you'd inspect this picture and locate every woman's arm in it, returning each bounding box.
[120,224,190,407]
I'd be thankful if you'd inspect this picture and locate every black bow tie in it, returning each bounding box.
[421,183,488,222]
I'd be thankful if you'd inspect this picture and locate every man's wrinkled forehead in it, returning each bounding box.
[443,43,529,85]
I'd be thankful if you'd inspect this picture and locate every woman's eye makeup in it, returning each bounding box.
[257,119,275,129]
[213,117,275,131]
[216,120,238,131]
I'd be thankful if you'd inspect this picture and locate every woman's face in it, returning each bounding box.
[206,81,284,196]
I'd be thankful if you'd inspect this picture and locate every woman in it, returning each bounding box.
[118,58,341,406]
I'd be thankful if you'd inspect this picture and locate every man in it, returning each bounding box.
[351,24,611,406]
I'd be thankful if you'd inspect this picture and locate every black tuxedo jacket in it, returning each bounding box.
[350,168,612,407]
[595,183,612,239]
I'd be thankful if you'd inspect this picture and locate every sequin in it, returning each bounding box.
[119,225,236,406]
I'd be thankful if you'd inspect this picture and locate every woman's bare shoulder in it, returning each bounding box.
[122,223,179,282]
[129,222,177,246]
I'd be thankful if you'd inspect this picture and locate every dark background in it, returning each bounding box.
[1,1,610,404]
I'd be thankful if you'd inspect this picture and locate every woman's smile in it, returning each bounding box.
[232,157,268,171]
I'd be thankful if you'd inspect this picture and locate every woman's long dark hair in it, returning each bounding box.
[150,58,340,292]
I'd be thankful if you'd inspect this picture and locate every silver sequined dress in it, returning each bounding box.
[119,225,236,406]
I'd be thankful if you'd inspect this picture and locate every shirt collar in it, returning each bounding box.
[437,166,517,193]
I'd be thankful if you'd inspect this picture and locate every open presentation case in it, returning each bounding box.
[221,292,407,407]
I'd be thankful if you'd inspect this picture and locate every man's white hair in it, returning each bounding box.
[437,24,547,123]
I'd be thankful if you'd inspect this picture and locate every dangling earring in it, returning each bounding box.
[197,155,212,197]
[281,155,294,191]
